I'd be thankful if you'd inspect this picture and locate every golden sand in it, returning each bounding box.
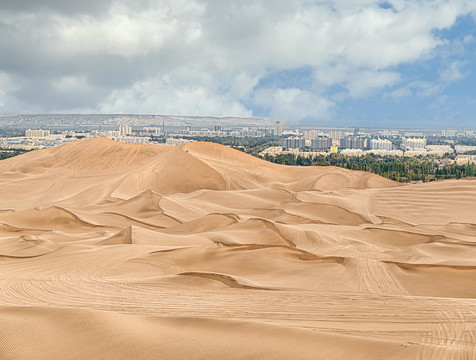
[0,138,475,359]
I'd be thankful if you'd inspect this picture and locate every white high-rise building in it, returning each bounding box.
[329,131,343,141]
[455,145,476,154]
[119,125,132,136]
[273,121,283,136]
[303,130,320,140]
[283,137,305,149]
[25,129,51,138]
[442,129,457,137]
[370,139,392,151]
[403,137,427,149]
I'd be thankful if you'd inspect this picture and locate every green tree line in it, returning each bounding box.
[262,152,476,183]
[0,149,28,160]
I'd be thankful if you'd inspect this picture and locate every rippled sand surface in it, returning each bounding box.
[0,138,475,359]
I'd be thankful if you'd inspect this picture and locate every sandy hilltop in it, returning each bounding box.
[0,137,475,359]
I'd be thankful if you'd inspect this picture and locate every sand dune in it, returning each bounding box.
[0,137,475,359]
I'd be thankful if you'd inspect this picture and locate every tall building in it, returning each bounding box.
[119,125,132,136]
[274,121,283,136]
[25,129,50,138]
[283,137,305,150]
[311,136,332,150]
[340,136,366,149]
[303,130,319,140]
[370,138,392,151]
[403,137,427,149]
[442,129,457,137]
[329,131,344,141]
[140,127,161,136]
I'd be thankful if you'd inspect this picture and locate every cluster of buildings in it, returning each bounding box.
[0,126,163,150]
[277,124,476,157]
[1,123,475,158]
[282,134,397,153]
[0,125,198,150]
[1,122,278,151]
[455,145,476,153]
[170,126,267,138]
[25,129,51,137]
[455,155,476,165]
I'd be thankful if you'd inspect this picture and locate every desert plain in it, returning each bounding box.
[0,137,475,359]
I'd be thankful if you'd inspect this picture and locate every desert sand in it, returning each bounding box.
[0,137,475,359]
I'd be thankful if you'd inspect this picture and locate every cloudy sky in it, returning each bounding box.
[1,0,476,127]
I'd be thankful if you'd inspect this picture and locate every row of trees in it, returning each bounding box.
[0,149,28,160]
[261,152,476,183]
[181,136,281,150]
[151,136,282,154]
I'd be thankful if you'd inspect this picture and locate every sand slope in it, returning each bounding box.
[0,137,475,359]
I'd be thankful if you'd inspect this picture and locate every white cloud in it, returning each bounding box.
[0,72,17,109]
[389,80,443,99]
[254,87,334,121]
[51,75,90,92]
[440,60,467,83]
[100,73,252,117]
[346,71,401,97]
[463,34,474,44]
[228,71,262,100]
[0,73,9,107]
[389,58,469,101]
[40,1,203,58]
[390,87,413,98]
[0,0,476,120]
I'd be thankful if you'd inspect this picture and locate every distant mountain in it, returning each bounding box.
[0,114,269,128]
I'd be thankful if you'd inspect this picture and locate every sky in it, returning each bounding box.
[1,0,476,128]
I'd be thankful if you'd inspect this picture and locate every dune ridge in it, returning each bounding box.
[0,137,475,359]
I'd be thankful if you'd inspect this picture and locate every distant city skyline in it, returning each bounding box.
[1,1,476,128]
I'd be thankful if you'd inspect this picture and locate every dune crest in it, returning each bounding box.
[0,138,475,359]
